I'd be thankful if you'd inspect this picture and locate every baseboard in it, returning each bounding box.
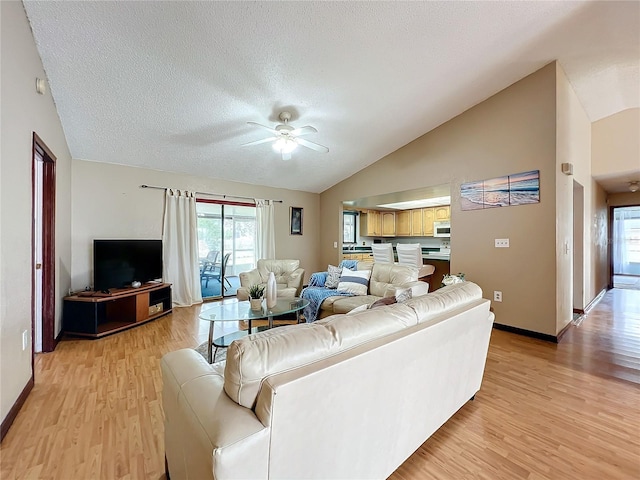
[54,329,63,349]
[0,374,34,442]
[556,321,573,342]
[584,288,607,314]
[493,323,558,343]
[573,288,607,316]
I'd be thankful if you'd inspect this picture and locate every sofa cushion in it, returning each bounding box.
[316,303,418,349]
[325,265,342,289]
[224,323,338,409]
[257,259,300,283]
[337,269,372,296]
[369,296,397,309]
[404,281,482,324]
[332,295,379,314]
[368,263,418,297]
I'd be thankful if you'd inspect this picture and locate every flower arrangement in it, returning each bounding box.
[441,272,465,287]
[248,284,265,299]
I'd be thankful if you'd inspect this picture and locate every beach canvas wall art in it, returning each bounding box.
[461,170,539,211]
[508,170,540,205]
[460,180,485,210]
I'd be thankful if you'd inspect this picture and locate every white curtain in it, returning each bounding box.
[255,199,276,260]
[613,207,640,275]
[162,189,203,306]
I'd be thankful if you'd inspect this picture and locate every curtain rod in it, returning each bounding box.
[139,184,283,203]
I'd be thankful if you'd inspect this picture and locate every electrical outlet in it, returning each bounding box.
[22,330,28,351]
[493,291,502,302]
[495,238,510,248]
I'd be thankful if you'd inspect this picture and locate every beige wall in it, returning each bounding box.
[1,2,72,422]
[591,182,608,295]
[320,62,606,336]
[71,160,321,290]
[592,108,640,178]
[555,63,593,331]
[320,63,560,336]
[608,191,640,207]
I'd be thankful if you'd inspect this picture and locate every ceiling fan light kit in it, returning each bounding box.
[242,111,329,161]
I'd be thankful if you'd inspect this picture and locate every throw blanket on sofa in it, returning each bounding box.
[301,261,360,322]
[301,287,352,323]
[339,259,359,270]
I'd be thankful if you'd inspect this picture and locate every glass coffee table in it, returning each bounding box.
[198,297,309,363]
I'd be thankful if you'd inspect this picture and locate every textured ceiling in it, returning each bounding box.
[24,1,640,194]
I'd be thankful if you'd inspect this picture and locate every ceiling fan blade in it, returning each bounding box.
[282,151,292,161]
[296,137,329,153]
[290,125,317,136]
[247,121,278,135]
[241,136,277,147]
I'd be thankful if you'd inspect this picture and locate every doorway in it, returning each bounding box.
[196,200,257,299]
[612,205,640,290]
[32,133,56,353]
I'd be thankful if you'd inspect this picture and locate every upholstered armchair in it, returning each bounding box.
[236,259,305,301]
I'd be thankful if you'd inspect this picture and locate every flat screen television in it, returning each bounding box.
[93,239,163,291]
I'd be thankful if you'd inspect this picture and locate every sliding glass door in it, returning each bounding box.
[613,206,640,282]
[196,200,257,299]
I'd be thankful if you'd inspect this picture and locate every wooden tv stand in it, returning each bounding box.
[63,283,172,338]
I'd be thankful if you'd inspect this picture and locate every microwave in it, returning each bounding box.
[433,221,451,237]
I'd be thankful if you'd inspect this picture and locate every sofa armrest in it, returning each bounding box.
[162,349,270,480]
[287,268,305,294]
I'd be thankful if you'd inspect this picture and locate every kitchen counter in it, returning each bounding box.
[342,247,450,262]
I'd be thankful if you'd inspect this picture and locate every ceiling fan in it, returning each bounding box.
[242,111,329,160]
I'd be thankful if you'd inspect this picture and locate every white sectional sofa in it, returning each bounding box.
[308,261,429,319]
[161,282,494,480]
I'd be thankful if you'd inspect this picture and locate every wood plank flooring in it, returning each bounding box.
[1,289,639,479]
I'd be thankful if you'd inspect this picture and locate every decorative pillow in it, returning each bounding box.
[325,265,342,289]
[368,296,397,309]
[337,269,372,296]
[394,287,413,303]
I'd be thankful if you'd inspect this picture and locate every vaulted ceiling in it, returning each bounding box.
[24,1,639,193]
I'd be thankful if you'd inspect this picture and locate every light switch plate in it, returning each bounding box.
[495,238,509,248]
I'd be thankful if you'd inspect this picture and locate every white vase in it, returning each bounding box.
[266,272,277,309]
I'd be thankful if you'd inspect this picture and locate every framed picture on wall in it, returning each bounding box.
[290,207,303,235]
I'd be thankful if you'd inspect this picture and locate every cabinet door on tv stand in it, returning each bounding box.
[63,300,101,335]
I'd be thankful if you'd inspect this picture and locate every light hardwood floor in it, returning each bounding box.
[1,289,639,479]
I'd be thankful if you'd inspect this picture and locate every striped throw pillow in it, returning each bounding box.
[337,269,372,296]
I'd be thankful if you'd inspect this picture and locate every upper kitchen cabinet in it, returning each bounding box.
[360,210,382,236]
[422,208,435,236]
[410,209,423,236]
[434,206,450,221]
[395,210,411,236]
[381,212,396,236]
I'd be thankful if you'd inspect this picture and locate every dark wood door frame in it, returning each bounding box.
[32,132,56,353]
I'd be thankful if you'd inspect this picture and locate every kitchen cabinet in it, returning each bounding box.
[360,210,382,236]
[422,208,435,236]
[381,212,396,236]
[395,210,411,236]
[410,209,423,236]
[342,253,373,262]
[435,206,450,221]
